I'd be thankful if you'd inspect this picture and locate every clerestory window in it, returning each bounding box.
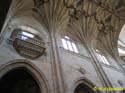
[61,36,79,53]
[96,50,110,65]
[118,48,125,54]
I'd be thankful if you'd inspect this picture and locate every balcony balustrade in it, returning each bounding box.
[8,34,46,59]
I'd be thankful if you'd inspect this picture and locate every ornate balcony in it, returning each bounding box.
[8,34,46,59]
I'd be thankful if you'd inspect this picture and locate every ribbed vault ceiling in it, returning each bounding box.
[2,0,125,57]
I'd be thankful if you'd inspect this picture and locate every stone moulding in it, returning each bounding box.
[71,77,99,93]
[0,59,50,93]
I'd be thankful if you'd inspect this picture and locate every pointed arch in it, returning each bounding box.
[72,77,99,93]
[0,59,50,93]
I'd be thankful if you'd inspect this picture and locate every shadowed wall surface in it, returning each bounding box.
[0,0,12,32]
[0,68,41,93]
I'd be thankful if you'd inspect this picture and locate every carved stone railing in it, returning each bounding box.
[8,34,46,59]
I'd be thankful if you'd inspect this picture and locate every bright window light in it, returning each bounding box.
[98,54,104,62]
[72,42,78,53]
[65,36,70,39]
[96,49,99,52]
[22,32,34,38]
[102,55,110,65]
[61,36,79,53]
[21,36,28,40]
[67,41,73,51]
[118,48,125,54]
[96,53,110,65]
[62,39,68,49]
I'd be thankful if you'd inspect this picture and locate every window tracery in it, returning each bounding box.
[96,50,110,65]
[61,36,79,53]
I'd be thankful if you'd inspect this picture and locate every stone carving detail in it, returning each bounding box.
[8,29,46,59]
[77,67,86,75]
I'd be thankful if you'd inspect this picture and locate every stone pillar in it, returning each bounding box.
[49,29,65,93]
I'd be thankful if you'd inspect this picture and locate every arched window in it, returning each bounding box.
[96,50,110,65]
[61,36,79,53]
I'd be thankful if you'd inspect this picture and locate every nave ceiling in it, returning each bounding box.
[1,0,125,57]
